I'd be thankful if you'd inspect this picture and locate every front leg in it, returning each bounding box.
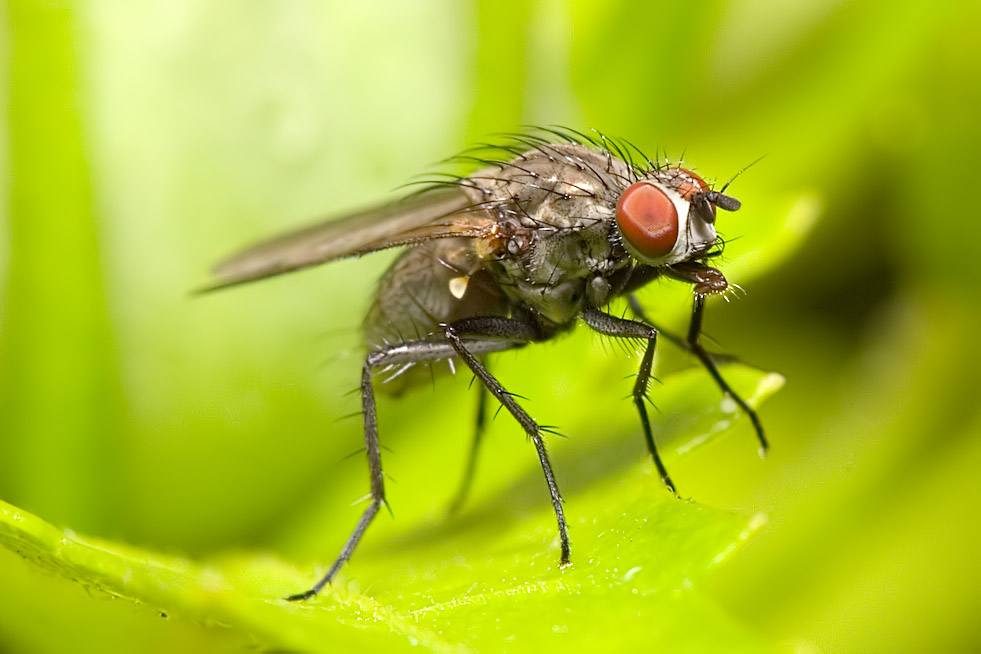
[686,294,768,455]
[663,262,768,456]
[627,293,739,363]
[625,263,735,358]
[581,307,677,494]
[664,261,729,296]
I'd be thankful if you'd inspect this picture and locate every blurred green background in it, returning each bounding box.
[2,0,980,651]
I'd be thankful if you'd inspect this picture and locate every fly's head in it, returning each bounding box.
[614,167,740,269]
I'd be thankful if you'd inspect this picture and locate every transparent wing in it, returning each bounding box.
[199,188,495,292]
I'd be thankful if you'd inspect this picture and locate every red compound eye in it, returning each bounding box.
[616,182,679,259]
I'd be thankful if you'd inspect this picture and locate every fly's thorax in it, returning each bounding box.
[467,143,630,230]
[460,144,639,327]
[485,221,631,326]
[464,144,635,271]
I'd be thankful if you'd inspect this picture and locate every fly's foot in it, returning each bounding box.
[285,589,319,602]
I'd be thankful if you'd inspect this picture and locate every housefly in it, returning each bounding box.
[202,127,767,601]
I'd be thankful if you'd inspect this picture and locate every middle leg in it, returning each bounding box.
[448,361,489,514]
[581,307,677,494]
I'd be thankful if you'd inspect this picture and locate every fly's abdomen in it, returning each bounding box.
[363,238,509,394]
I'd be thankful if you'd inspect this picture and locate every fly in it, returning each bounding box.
[201,127,768,601]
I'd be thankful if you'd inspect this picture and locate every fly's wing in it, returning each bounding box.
[199,188,495,292]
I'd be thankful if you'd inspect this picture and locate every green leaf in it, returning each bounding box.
[0,365,782,652]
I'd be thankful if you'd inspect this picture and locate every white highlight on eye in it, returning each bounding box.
[449,276,469,299]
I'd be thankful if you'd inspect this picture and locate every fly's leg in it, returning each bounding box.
[287,337,523,601]
[581,308,676,494]
[687,295,768,456]
[628,259,767,455]
[286,351,386,601]
[627,293,737,365]
[448,367,489,514]
[626,294,684,348]
[444,317,571,566]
